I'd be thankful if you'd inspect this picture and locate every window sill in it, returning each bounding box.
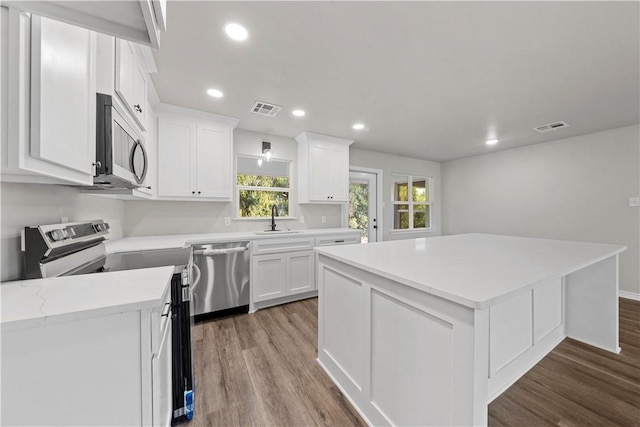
[389,228,436,235]
[233,216,298,221]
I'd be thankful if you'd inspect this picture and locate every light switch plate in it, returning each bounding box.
[629,197,640,207]
[224,217,231,226]
[321,216,326,224]
[299,216,305,223]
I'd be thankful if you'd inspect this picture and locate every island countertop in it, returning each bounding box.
[315,233,626,309]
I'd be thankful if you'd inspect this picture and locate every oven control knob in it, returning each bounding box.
[50,229,66,241]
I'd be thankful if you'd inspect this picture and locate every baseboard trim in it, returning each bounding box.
[619,290,640,301]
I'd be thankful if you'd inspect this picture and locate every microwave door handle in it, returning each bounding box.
[129,140,148,185]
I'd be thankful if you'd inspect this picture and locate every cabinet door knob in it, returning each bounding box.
[134,104,142,113]
[197,191,201,195]
[192,191,196,195]
[92,161,102,168]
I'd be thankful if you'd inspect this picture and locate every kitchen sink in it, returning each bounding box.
[253,230,302,235]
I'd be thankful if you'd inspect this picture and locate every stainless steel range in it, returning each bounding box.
[22,220,195,424]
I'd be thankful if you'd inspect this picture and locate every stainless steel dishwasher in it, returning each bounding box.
[191,241,250,321]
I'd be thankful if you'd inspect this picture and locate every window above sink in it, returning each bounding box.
[236,156,292,219]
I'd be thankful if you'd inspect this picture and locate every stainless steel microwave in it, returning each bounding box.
[94,93,148,189]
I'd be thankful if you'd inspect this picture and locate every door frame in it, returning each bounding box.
[342,166,384,242]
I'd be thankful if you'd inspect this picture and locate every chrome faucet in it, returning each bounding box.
[270,204,278,231]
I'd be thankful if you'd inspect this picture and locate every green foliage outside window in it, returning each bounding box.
[237,174,289,217]
[392,175,430,230]
[349,183,369,240]
[237,174,289,188]
[396,182,408,201]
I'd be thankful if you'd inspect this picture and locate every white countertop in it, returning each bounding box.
[315,233,626,309]
[2,228,358,331]
[1,266,174,331]
[105,228,360,253]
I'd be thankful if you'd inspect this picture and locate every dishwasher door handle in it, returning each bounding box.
[193,246,248,256]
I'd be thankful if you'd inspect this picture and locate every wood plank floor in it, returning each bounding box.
[191,297,640,426]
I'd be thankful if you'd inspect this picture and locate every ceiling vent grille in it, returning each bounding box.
[251,101,282,117]
[533,121,570,133]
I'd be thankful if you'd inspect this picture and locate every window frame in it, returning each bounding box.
[390,173,433,232]
[235,154,293,220]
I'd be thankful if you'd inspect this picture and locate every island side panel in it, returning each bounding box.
[487,278,565,401]
[565,255,620,353]
[317,254,489,427]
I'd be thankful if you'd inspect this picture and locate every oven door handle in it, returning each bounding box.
[193,247,248,256]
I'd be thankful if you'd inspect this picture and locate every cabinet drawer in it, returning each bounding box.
[315,234,361,247]
[252,237,314,255]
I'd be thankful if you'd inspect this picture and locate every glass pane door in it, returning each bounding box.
[349,171,378,243]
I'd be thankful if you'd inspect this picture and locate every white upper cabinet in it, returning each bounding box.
[3,0,165,48]
[1,7,96,185]
[157,106,238,201]
[296,132,354,203]
[115,39,147,130]
[157,114,195,198]
[195,120,233,199]
[30,15,96,176]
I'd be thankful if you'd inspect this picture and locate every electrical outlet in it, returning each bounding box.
[300,216,305,224]
[60,217,69,223]
[321,216,326,224]
[629,197,640,207]
[224,217,231,226]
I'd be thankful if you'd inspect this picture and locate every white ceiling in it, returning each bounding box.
[151,1,639,162]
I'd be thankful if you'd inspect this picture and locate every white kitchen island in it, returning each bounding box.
[315,233,626,427]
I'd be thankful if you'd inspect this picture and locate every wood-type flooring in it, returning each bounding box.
[191,297,640,426]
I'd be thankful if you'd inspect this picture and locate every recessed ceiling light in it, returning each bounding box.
[352,123,365,130]
[486,139,498,145]
[224,23,248,41]
[207,88,224,98]
[292,109,306,117]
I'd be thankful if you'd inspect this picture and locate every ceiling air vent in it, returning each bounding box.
[533,121,570,133]
[251,101,282,117]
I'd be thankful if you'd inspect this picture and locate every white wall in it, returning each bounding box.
[441,125,640,296]
[1,182,126,281]
[350,148,442,241]
[124,129,342,236]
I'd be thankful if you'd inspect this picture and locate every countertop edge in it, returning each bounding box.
[315,245,626,310]
[106,228,361,253]
[1,267,174,330]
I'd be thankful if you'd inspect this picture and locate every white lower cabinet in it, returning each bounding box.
[0,288,172,426]
[253,250,315,302]
[253,253,288,301]
[251,232,360,309]
[286,250,315,294]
